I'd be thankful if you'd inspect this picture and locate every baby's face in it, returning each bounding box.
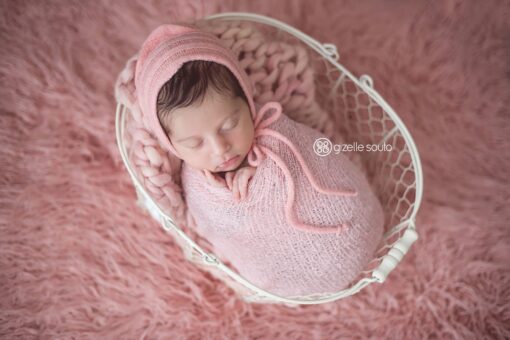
[165,87,254,173]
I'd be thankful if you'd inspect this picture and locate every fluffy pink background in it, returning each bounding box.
[1,0,509,338]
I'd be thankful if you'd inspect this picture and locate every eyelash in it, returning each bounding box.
[222,117,240,131]
[188,142,202,149]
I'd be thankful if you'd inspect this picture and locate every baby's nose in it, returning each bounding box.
[210,135,231,155]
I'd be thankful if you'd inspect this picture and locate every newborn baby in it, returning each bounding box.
[155,60,257,201]
[134,23,384,298]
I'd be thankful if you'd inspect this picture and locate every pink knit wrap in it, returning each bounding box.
[182,102,384,297]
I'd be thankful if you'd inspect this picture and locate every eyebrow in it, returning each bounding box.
[174,108,240,143]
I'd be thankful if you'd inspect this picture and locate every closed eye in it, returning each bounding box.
[186,140,203,149]
[221,116,240,131]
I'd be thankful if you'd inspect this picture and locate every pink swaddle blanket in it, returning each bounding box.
[182,101,384,298]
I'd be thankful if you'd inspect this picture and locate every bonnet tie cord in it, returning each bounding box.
[248,101,359,235]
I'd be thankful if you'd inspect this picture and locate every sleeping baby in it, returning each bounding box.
[134,23,384,298]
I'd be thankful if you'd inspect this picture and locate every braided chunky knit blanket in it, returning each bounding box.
[182,101,384,297]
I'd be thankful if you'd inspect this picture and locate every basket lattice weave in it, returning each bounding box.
[115,12,423,306]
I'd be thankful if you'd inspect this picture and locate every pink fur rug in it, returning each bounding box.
[1,0,509,338]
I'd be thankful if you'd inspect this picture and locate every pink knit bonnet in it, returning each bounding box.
[134,23,257,158]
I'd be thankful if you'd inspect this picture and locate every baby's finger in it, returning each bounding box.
[232,173,240,202]
[203,170,216,185]
[237,173,248,200]
[203,170,226,188]
[225,171,234,191]
[241,177,248,201]
[234,187,240,202]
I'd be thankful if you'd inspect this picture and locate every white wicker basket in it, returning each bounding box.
[115,12,423,306]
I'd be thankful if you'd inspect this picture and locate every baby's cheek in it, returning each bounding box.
[243,125,256,147]
[231,130,248,148]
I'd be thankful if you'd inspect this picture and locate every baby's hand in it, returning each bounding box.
[203,169,228,188]
[225,166,257,202]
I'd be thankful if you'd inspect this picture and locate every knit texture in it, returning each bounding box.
[182,102,384,298]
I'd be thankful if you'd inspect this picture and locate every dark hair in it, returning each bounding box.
[156,60,248,135]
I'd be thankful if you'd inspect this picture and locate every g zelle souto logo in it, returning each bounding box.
[313,138,332,156]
